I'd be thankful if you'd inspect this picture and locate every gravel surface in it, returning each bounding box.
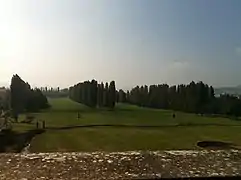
[0,150,240,179]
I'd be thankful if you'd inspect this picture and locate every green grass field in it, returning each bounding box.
[14,98,241,152]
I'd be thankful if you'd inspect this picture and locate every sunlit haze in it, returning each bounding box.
[0,0,241,89]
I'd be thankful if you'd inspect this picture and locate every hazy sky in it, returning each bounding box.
[0,0,241,89]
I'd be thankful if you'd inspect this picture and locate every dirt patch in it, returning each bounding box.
[197,141,235,149]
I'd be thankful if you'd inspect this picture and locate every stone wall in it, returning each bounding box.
[0,150,240,179]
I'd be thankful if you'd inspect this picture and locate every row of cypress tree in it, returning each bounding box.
[69,80,116,108]
[117,81,241,116]
[69,80,241,116]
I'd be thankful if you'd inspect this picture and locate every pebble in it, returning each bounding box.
[0,150,240,179]
[107,160,113,163]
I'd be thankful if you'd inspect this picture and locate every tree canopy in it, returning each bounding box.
[70,79,241,117]
[10,74,49,115]
[69,80,116,108]
[117,81,241,117]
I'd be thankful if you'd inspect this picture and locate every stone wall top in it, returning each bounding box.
[0,150,240,179]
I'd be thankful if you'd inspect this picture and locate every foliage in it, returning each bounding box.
[41,88,69,98]
[0,88,11,110]
[70,79,241,116]
[119,81,241,117]
[108,81,116,108]
[10,74,49,115]
[69,80,116,108]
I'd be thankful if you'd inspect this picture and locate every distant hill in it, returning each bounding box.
[214,86,241,95]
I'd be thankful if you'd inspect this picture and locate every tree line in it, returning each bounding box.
[10,74,49,117]
[69,80,116,108]
[40,87,69,98]
[117,81,241,117]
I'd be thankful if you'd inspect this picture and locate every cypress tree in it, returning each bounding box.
[108,81,116,108]
[10,74,49,115]
[103,82,109,107]
[118,89,126,103]
[90,80,98,107]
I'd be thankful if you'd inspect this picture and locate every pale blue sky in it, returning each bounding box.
[0,0,241,89]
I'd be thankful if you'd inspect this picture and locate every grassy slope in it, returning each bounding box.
[28,98,241,152]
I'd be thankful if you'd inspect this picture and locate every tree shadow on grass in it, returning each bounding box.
[0,129,45,153]
[48,109,90,113]
[46,123,241,131]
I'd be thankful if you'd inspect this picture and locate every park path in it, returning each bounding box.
[0,150,241,179]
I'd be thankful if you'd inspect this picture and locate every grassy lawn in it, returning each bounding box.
[13,98,241,152]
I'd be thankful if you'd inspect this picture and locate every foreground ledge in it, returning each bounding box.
[0,150,241,179]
